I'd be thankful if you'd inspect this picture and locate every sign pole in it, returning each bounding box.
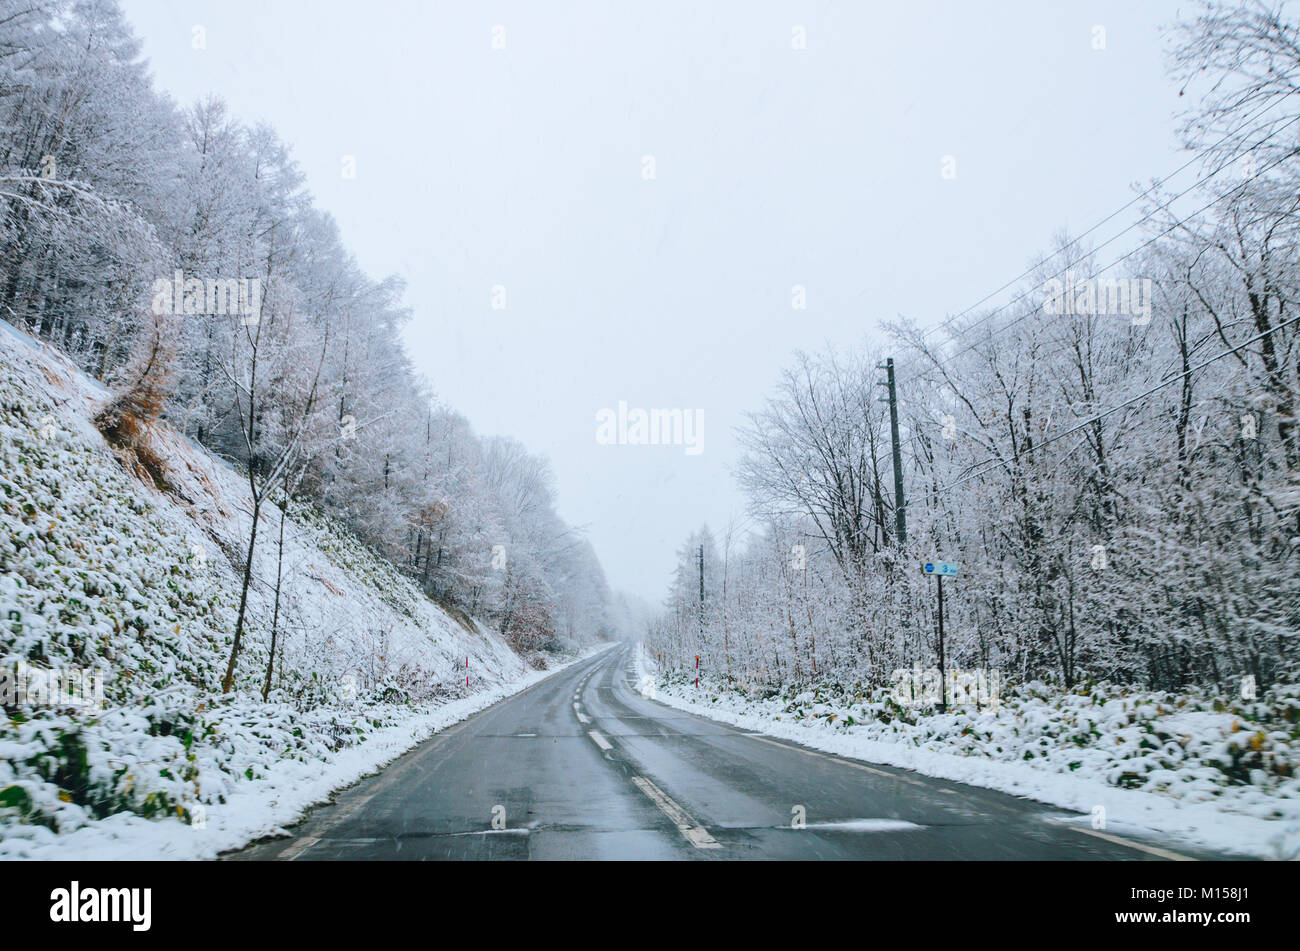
[937,576,946,714]
[921,560,957,713]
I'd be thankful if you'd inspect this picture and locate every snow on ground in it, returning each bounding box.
[634,645,1300,859]
[0,323,609,859]
[6,644,613,860]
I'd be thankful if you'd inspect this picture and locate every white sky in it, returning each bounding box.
[120,0,1192,604]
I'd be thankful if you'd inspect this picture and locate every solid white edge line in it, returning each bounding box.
[742,733,929,787]
[1072,826,1196,861]
[625,657,1199,861]
[279,835,320,861]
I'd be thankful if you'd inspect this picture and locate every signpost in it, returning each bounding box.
[921,562,959,712]
[922,562,959,577]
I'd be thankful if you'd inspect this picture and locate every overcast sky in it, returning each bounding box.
[120,0,1193,604]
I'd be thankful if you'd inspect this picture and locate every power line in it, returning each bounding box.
[893,108,1300,390]
[907,310,1300,507]
[913,97,1288,344]
[897,99,1297,369]
[794,105,1300,544]
[894,131,1300,393]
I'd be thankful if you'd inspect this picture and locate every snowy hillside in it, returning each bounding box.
[0,324,589,858]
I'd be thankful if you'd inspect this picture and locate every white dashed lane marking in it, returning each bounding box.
[631,776,722,850]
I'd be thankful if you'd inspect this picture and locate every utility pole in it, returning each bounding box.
[876,357,907,546]
[697,544,705,636]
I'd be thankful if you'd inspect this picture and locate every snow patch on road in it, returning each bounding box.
[805,819,924,832]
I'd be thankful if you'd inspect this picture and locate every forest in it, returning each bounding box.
[648,1,1300,697]
[0,0,619,678]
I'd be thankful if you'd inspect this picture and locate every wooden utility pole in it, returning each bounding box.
[877,358,907,546]
[697,544,705,636]
[937,576,946,713]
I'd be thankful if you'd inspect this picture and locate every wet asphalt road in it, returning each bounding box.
[231,643,1225,861]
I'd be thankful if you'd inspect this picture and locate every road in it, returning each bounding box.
[231,643,1223,860]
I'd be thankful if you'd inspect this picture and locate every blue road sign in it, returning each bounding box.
[922,561,959,577]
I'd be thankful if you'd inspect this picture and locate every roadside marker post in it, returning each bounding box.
[695,654,700,688]
[921,562,959,713]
